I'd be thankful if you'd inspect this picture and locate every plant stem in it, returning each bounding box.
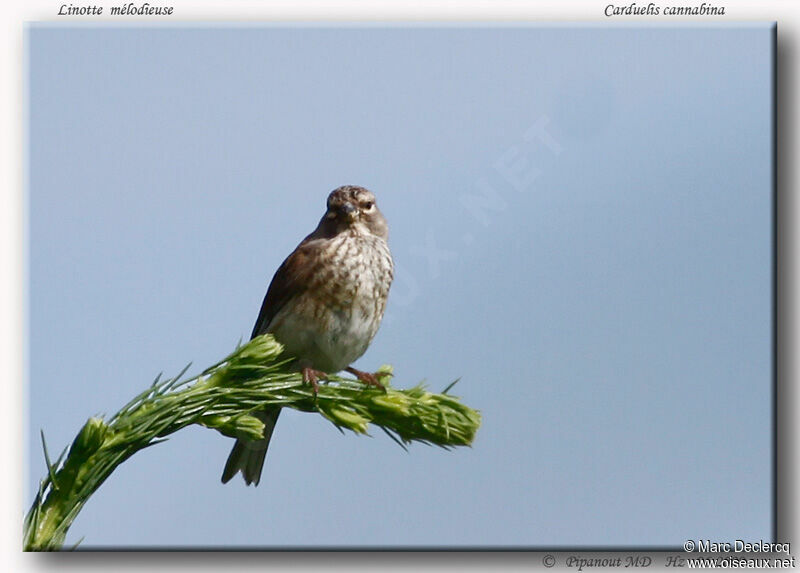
[24,335,481,550]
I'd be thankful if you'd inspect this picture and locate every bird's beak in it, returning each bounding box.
[338,202,358,221]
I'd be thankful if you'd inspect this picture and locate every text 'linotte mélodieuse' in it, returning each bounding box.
[58,3,175,16]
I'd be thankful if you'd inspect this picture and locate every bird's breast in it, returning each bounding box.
[270,232,393,372]
[314,233,393,325]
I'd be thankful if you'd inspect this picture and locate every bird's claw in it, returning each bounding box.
[301,367,327,395]
[345,366,387,392]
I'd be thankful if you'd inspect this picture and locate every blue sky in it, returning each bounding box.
[27,24,773,548]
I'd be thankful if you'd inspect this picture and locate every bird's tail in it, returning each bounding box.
[221,407,281,486]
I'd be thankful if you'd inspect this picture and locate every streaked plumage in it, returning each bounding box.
[222,185,393,486]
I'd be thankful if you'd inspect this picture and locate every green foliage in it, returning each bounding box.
[24,335,481,551]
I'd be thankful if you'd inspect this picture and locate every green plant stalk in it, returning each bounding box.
[24,335,481,551]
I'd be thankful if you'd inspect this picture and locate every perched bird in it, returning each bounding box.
[221,185,394,486]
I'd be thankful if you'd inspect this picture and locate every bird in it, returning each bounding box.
[221,185,394,486]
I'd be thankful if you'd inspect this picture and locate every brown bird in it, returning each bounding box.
[221,185,394,486]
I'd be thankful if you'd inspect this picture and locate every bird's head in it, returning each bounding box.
[319,185,388,240]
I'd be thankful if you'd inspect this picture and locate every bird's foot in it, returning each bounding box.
[301,367,328,394]
[345,366,388,392]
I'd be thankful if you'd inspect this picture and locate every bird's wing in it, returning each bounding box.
[250,238,322,339]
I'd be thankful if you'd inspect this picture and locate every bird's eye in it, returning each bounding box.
[362,201,374,210]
